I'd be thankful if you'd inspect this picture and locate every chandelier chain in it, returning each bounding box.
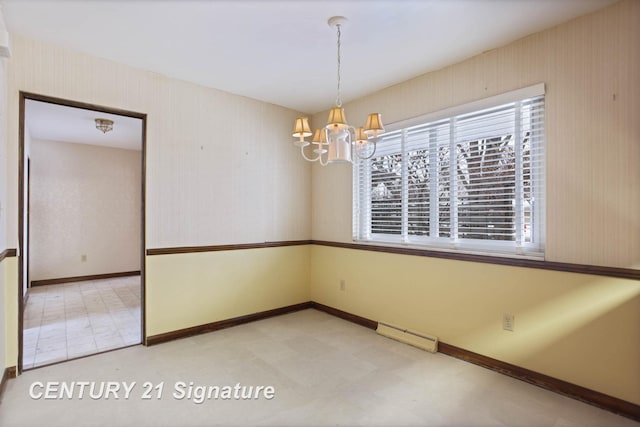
[336,23,342,107]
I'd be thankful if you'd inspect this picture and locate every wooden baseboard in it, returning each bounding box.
[0,367,17,404]
[437,342,640,421]
[31,270,141,287]
[311,303,640,422]
[310,302,378,330]
[145,302,313,346]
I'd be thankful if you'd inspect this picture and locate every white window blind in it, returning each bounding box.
[354,86,545,258]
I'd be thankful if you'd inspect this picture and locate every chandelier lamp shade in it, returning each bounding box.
[293,16,385,166]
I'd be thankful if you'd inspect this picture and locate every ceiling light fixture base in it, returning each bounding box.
[95,118,114,134]
[327,16,347,29]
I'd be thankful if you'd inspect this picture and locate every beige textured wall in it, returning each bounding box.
[312,0,640,269]
[0,57,7,251]
[29,139,141,281]
[6,35,311,249]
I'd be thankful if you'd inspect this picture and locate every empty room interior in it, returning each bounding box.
[0,0,638,426]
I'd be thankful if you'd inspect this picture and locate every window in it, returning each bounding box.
[354,85,545,258]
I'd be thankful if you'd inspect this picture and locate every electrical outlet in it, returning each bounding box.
[503,313,515,332]
[81,254,87,262]
[339,279,346,291]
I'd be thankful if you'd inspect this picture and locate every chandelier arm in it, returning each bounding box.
[347,126,356,139]
[300,144,320,162]
[318,128,330,166]
[319,151,329,166]
[355,139,378,160]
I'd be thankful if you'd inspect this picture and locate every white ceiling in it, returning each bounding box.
[25,100,143,151]
[3,0,615,115]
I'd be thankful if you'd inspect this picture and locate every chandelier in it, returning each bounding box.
[292,16,384,165]
[95,118,114,134]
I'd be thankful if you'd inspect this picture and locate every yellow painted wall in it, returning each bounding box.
[3,257,17,368]
[310,245,640,404]
[146,246,310,336]
[0,260,5,371]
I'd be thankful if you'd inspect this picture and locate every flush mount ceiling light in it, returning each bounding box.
[292,16,384,165]
[95,118,114,134]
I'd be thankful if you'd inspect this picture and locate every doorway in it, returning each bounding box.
[18,92,147,372]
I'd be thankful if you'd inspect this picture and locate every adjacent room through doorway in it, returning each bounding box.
[19,97,145,370]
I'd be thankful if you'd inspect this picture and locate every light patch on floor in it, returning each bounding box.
[22,276,141,369]
[3,309,637,426]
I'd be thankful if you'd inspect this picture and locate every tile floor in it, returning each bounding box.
[22,276,142,369]
[2,309,637,427]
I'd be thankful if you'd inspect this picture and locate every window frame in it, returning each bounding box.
[353,84,546,259]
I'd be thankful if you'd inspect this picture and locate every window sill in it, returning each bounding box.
[354,237,545,261]
[310,240,639,281]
